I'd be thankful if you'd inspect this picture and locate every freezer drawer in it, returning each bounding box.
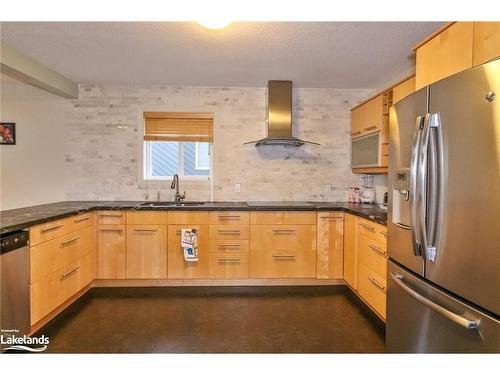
[386,260,500,353]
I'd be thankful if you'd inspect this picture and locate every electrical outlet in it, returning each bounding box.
[325,184,332,193]
[234,183,241,193]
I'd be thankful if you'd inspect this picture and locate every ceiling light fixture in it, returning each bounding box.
[197,20,232,30]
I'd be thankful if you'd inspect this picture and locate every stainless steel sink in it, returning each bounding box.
[139,201,206,208]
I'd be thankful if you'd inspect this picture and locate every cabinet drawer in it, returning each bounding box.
[30,226,94,283]
[66,213,95,233]
[357,263,386,319]
[357,218,387,243]
[209,225,249,240]
[167,225,209,278]
[283,211,316,224]
[30,220,67,246]
[126,211,168,225]
[250,225,316,251]
[250,211,283,224]
[97,211,126,225]
[209,211,249,225]
[97,225,126,279]
[358,235,387,279]
[316,212,344,279]
[209,253,249,278]
[209,239,249,253]
[249,250,316,278]
[168,211,209,224]
[30,253,93,324]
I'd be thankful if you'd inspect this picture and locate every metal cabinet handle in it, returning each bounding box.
[272,254,296,259]
[380,231,387,238]
[133,229,158,233]
[272,229,296,234]
[217,215,241,220]
[99,213,123,217]
[368,276,385,290]
[390,273,480,330]
[61,266,80,280]
[218,258,241,264]
[74,216,90,223]
[60,236,81,246]
[41,224,63,233]
[394,222,411,231]
[368,243,386,255]
[99,229,123,232]
[321,216,343,221]
[217,229,241,234]
[359,223,375,231]
[364,126,377,131]
[351,131,361,136]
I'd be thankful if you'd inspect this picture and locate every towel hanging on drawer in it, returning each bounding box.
[181,229,198,262]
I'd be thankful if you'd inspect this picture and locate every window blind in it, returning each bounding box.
[143,112,214,142]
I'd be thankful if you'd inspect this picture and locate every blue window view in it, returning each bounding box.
[148,141,210,178]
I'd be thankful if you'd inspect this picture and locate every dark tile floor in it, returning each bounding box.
[37,285,385,353]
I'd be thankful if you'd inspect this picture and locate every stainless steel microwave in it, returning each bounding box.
[351,132,381,168]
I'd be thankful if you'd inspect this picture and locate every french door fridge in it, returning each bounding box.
[386,58,500,353]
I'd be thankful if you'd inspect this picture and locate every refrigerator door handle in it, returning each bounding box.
[418,113,441,262]
[410,115,424,256]
[389,272,481,330]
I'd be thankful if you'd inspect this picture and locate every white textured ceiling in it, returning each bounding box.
[0,22,443,88]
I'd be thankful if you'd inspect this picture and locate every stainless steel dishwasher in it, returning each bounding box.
[1,230,30,340]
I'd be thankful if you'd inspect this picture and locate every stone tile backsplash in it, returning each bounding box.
[66,85,374,202]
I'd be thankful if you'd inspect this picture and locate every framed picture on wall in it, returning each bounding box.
[0,122,16,145]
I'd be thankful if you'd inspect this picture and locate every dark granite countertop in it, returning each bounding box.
[0,201,387,235]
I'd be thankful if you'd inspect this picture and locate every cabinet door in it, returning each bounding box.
[126,225,167,279]
[351,106,363,138]
[343,214,357,289]
[473,22,500,66]
[415,22,474,90]
[97,225,126,279]
[392,76,416,104]
[362,95,384,135]
[167,225,209,278]
[316,213,344,279]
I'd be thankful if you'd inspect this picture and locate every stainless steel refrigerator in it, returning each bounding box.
[386,58,500,353]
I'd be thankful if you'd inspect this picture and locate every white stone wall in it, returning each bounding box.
[66,85,374,202]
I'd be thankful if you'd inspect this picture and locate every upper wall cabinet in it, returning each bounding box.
[415,22,474,90]
[415,22,500,90]
[392,76,416,105]
[473,22,500,66]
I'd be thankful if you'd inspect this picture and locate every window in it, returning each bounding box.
[143,112,213,180]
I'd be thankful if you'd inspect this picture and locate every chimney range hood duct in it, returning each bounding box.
[244,80,320,147]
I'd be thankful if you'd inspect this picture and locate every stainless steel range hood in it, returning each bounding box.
[244,80,320,147]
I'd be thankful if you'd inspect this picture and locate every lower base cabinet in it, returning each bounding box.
[31,252,93,324]
[343,214,357,288]
[97,225,126,279]
[357,264,387,318]
[209,253,249,278]
[167,224,210,278]
[126,225,167,279]
[316,212,344,279]
[249,250,316,278]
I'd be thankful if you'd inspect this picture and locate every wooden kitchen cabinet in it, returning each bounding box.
[167,224,209,278]
[350,106,364,138]
[31,253,93,324]
[415,22,474,90]
[126,224,167,279]
[208,211,249,225]
[250,249,316,278]
[316,212,344,279]
[250,225,316,252]
[473,22,500,66]
[97,225,126,279]
[392,75,416,104]
[343,214,357,289]
[97,211,126,225]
